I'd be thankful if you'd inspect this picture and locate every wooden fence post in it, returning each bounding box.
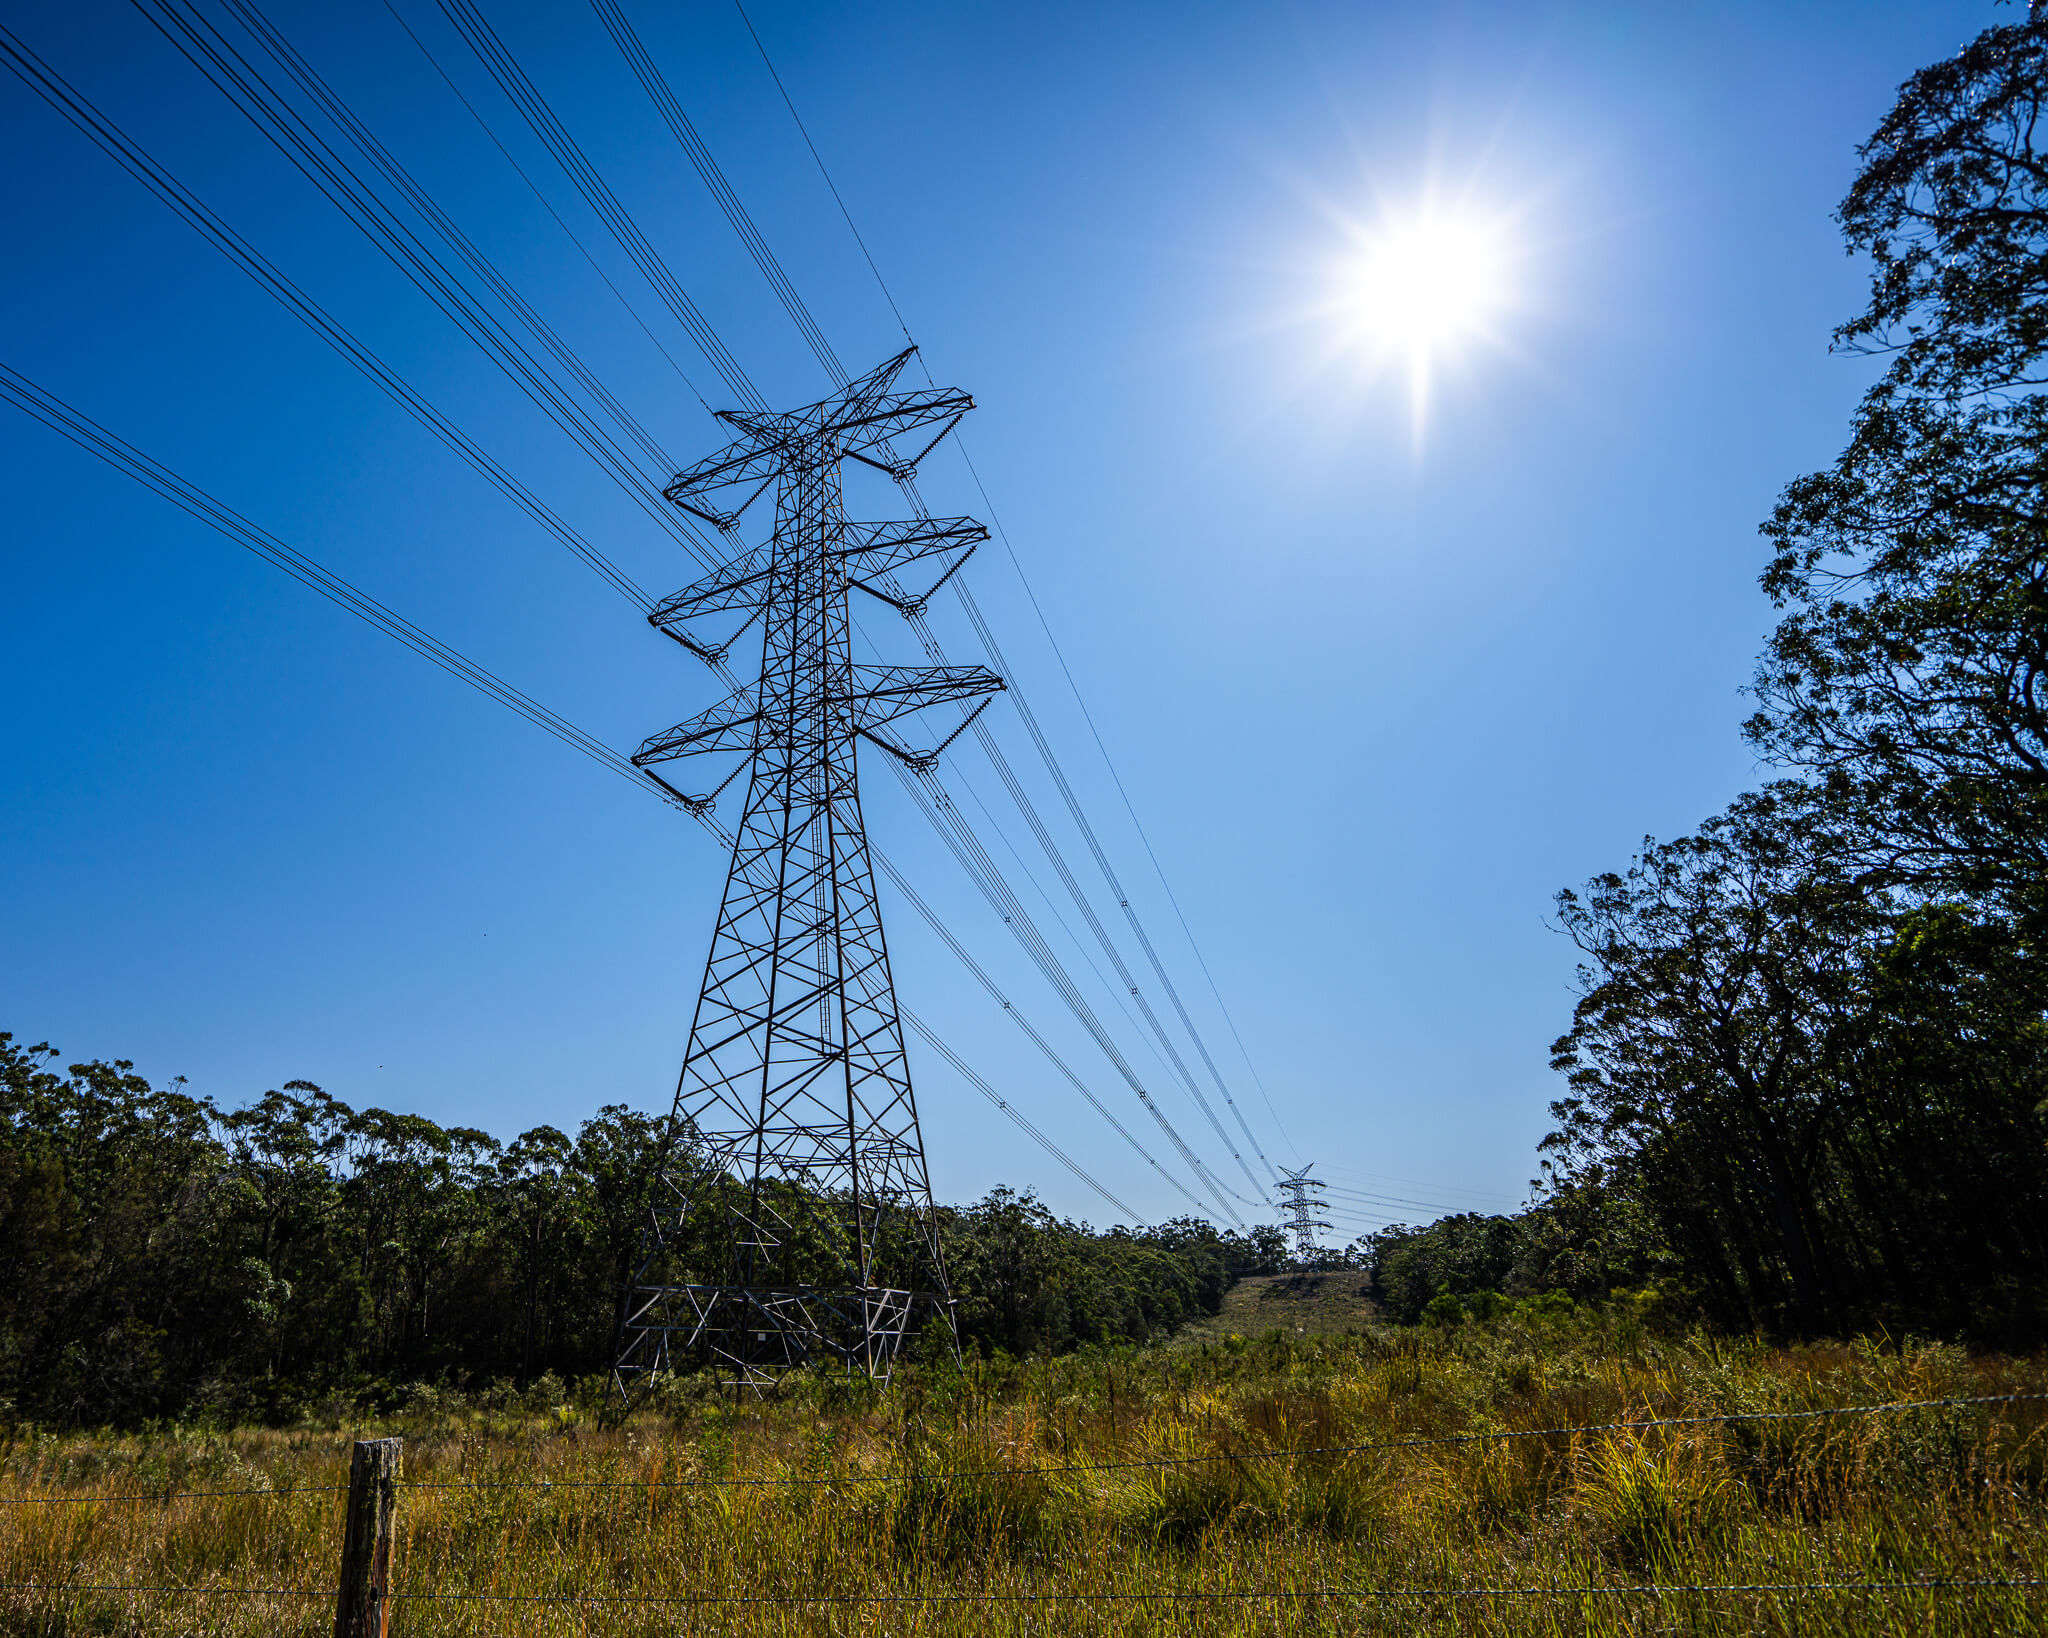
[333,1437,402,1638]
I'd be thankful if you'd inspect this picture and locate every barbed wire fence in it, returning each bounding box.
[2,1390,2045,1632]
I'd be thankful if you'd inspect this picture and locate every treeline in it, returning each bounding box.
[0,1034,1278,1427]
[1496,16,2048,1347]
[1357,1190,1664,1328]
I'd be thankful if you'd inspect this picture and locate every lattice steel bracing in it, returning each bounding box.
[1276,1165,1332,1263]
[614,350,1001,1393]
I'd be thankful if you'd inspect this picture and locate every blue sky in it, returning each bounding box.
[0,0,1990,1236]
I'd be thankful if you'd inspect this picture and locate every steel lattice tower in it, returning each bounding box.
[1276,1165,1332,1263]
[614,350,1002,1392]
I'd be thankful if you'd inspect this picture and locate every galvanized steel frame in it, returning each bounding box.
[615,351,1000,1393]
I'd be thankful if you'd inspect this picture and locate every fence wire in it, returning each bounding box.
[1,1576,2040,1607]
[5,1389,2044,1618]
[0,1482,342,1507]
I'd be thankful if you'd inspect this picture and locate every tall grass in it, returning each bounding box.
[2,1309,2044,1634]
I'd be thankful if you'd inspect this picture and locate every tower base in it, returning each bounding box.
[616,1282,953,1395]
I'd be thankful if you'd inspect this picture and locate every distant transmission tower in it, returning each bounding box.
[1276,1165,1332,1262]
[614,349,1002,1392]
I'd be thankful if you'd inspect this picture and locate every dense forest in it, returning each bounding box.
[11,15,2048,1428]
[0,1033,1285,1425]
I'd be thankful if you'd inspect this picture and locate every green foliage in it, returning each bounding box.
[1578,1428,1737,1569]
[1547,788,2048,1343]
[1360,1197,1659,1326]
[940,1188,1249,1356]
[1538,10,2048,1350]
[1746,10,2048,920]
[1372,1215,1517,1323]
[0,1037,1245,1427]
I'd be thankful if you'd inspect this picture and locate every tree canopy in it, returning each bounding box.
[0,1033,1276,1426]
[1538,9,2048,1347]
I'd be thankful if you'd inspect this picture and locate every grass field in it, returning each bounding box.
[3,1292,2045,1635]
[1172,1270,1380,1346]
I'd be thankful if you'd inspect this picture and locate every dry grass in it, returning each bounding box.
[3,1309,2046,1635]
[1171,1271,1380,1346]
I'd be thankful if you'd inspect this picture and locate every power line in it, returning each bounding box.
[590,0,846,387]
[895,758,1253,1222]
[873,572,1270,1192]
[0,364,1135,1228]
[0,361,662,803]
[378,0,713,411]
[957,616,1273,1189]
[45,4,1329,1234]
[859,572,1267,1216]
[1321,1213,1404,1238]
[957,562,1285,1176]
[731,0,916,351]
[881,568,1281,1196]
[849,457,1272,1202]
[1322,1200,1407,1222]
[116,0,719,569]
[860,590,1236,1145]
[219,0,681,473]
[943,762,1189,1078]
[859,603,1263,1205]
[898,1005,1140,1223]
[1323,1183,1488,1216]
[1321,1166,1525,1208]
[431,0,764,411]
[0,23,659,612]
[1325,1159,1523,1189]
[723,5,1294,1169]
[1318,1198,1405,1221]
[894,762,1248,1225]
[869,849,1219,1222]
[849,395,1278,1193]
[0,58,1194,1230]
[552,0,1259,1207]
[54,1,1272,1229]
[576,4,1276,1206]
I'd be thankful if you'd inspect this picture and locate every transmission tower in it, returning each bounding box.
[1276,1165,1332,1263]
[614,349,1002,1392]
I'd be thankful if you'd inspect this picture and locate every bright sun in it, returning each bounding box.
[1348,212,1506,355]
[1328,204,1515,432]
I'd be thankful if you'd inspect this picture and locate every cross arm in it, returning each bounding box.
[841,665,1004,733]
[649,543,776,627]
[661,438,784,529]
[633,683,762,764]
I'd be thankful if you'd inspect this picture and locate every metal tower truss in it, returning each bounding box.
[1277,1165,1332,1263]
[615,349,1003,1393]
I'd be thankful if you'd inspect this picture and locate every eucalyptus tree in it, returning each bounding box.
[1752,12,2048,912]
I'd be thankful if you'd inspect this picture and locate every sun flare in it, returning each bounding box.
[1321,200,1518,435]
[1351,215,1505,351]
[1346,210,1507,356]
